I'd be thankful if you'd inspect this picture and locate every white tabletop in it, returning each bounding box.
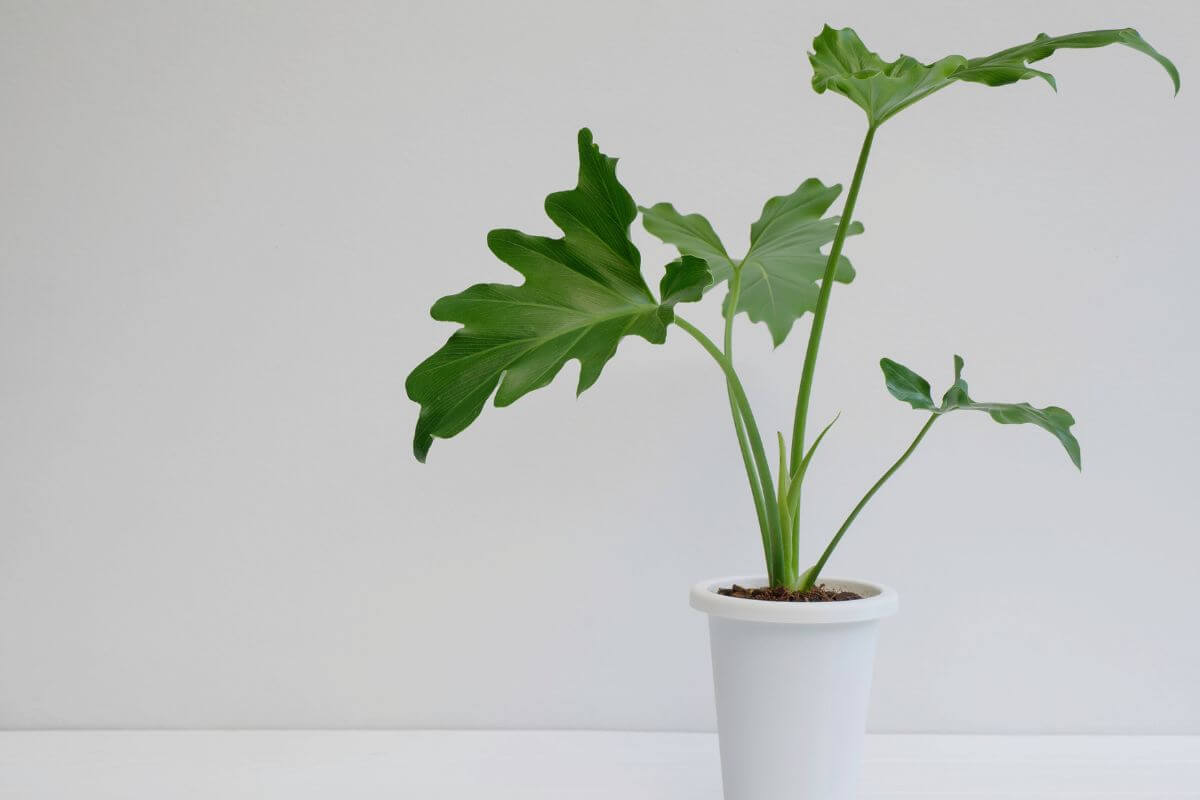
[1,731,1197,798]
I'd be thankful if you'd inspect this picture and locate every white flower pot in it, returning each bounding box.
[691,575,898,800]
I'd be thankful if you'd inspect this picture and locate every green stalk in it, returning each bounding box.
[776,432,793,584]
[675,315,785,581]
[788,486,801,585]
[729,396,773,581]
[790,125,877,468]
[722,266,775,580]
[800,413,938,589]
[722,264,742,359]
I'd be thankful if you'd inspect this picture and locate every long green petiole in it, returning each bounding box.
[776,432,794,584]
[800,413,938,589]
[790,126,877,470]
[675,315,786,581]
[728,392,773,580]
[721,265,776,581]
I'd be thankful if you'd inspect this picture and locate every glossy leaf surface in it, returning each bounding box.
[407,129,710,461]
[642,179,861,346]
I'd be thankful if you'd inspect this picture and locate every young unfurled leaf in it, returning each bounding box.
[879,355,1081,469]
[406,129,712,462]
[811,25,1179,126]
[642,180,861,346]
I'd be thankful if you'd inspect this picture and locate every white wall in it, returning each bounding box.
[1,0,1197,733]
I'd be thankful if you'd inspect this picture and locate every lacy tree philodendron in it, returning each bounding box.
[408,26,1179,591]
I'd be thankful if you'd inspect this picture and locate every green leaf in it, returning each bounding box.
[940,354,970,408]
[639,206,733,277]
[810,27,967,126]
[958,29,1180,94]
[880,358,936,410]
[880,354,1081,469]
[810,25,1179,126]
[659,255,711,310]
[983,404,1081,470]
[406,129,711,462]
[642,179,861,346]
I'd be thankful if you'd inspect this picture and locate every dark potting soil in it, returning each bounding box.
[717,584,863,602]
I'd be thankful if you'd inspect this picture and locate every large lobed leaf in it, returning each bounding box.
[407,129,711,462]
[881,355,1081,469]
[641,179,861,346]
[811,25,1179,126]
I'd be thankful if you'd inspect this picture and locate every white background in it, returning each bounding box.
[1,0,1196,733]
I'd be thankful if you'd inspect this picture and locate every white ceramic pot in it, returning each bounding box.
[691,575,898,800]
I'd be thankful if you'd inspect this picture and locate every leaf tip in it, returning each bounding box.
[576,366,601,398]
[413,433,431,464]
[575,127,607,168]
[1115,27,1180,95]
[1066,438,1082,471]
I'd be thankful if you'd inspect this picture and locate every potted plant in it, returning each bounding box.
[407,24,1179,800]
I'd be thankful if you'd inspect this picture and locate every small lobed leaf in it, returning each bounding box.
[810,24,1179,125]
[406,129,710,462]
[642,179,861,346]
[810,26,966,125]
[879,354,1081,469]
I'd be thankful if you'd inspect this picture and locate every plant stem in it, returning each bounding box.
[729,397,774,581]
[787,485,801,588]
[675,315,785,580]
[801,412,938,589]
[723,265,741,359]
[776,432,793,583]
[721,266,775,580]
[790,125,877,469]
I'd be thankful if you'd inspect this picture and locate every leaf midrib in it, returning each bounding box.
[505,236,649,309]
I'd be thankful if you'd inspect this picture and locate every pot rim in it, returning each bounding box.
[690,575,898,624]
